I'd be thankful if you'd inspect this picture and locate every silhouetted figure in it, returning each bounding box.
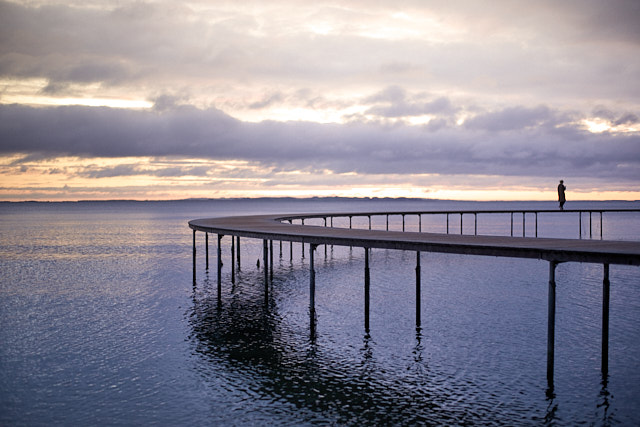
[558,180,566,210]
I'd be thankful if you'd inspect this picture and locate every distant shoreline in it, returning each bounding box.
[0,197,638,204]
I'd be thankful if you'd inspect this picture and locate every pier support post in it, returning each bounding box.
[237,236,241,269]
[602,263,610,377]
[547,261,558,386]
[192,230,196,284]
[364,248,371,332]
[263,239,269,302]
[217,234,223,302]
[309,244,318,330]
[416,251,421,327]
[270,240,274,281]
[289,220,293,261]
[324,218,328,256]
[231,235,235,283]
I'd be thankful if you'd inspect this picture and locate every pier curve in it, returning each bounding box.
[189,211,640,265]
[190,209,640,387]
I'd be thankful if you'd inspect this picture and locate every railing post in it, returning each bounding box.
[460,213,463,235]
[205,232,209,270]
[419,214,422,232]
[523,212,526,237]
[446,213,449,234]
[474,213,477,235]
[535,212,538,238]
[579,212,582,239]
[600,212,603,240]
[511,212,513,237]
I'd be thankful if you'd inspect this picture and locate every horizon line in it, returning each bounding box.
[1,196,639,204]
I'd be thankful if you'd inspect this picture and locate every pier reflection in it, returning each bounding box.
[188,274,498,425]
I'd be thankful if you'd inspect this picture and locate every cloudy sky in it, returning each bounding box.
[1,0,639,201]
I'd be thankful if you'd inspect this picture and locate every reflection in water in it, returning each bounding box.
[598,377,614,426]
[186,273,494,425]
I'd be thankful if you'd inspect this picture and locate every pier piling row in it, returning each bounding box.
[190,209,640,390]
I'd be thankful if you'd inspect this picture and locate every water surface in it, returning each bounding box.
[1,199,639,425]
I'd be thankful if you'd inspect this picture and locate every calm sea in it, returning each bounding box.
[1,199,639,425]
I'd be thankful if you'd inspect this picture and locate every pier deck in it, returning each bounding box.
[189,212,640,266]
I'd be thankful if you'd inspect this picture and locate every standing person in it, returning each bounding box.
[557,180,566,210]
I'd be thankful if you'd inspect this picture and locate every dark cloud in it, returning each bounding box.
[1,103,638,182]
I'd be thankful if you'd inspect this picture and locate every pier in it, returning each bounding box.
[189,208,640,390]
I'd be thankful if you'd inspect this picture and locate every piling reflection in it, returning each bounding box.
[188,275,496,425]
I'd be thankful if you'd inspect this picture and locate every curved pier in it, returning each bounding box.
[189,208,640,389]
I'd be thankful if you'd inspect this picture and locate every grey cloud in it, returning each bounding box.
[592,108,639,127]
[80,164,140,178]
[78,163,211,178]
[614,113,639,126]
[1,103,638,183]
[40,81,70,95]
[464,106,555,132]
[249,93,284,109]
[364,86,459,119]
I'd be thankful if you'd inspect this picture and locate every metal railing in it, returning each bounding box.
[281,208,640,240]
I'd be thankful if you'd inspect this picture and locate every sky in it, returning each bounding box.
[1,0,639,201]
